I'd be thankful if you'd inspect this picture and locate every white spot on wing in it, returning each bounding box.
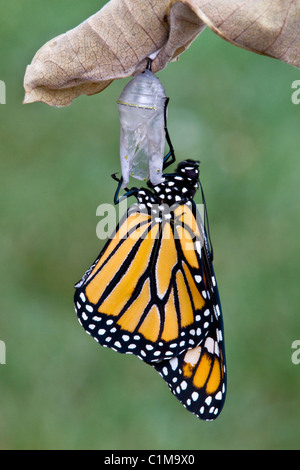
[205,337,214,354]
[183,346,201,367]
[170,357,178,371]
[205,396,212,406]
[181,381,188,390]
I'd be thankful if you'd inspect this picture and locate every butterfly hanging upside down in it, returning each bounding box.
[74,154,226,421]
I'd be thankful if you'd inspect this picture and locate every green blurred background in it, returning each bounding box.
[1,0,300,450]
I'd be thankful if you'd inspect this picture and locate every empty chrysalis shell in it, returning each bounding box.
[117,69,167,187]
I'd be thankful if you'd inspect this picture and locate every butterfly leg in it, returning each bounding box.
[163,97,176,170]
[111,173,139,205]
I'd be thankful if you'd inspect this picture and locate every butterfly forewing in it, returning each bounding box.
[74,199,214,362]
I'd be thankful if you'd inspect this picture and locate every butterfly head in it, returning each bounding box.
[176,160,200,183]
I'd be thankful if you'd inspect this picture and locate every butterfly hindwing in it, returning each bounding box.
[152,257,226,421]
[152,324,226,420]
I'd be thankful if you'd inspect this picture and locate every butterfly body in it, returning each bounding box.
[74,159,226,420]
[145,159,200,205]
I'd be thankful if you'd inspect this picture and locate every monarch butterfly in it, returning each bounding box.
[74,155,226,420]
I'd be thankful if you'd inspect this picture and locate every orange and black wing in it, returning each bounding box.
[152,237,226,421]
[74,201,214,362]
[152,322,226,420]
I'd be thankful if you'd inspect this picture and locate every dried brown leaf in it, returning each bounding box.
[182,0,300,67]
[23,0,207,107]
[23,0,167,106]
[23,0,300,107]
